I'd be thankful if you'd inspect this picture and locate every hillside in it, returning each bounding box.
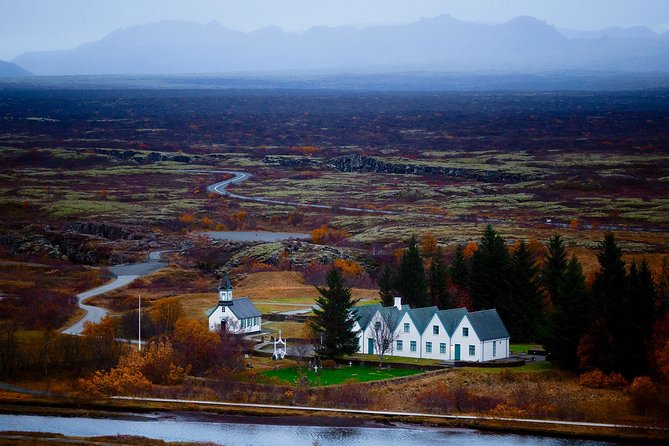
[0,60,31,77]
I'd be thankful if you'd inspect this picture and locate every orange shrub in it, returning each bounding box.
[463,241,478,258]
[310,225,350,245]
[333,258,363,278]
[578,369,628,389]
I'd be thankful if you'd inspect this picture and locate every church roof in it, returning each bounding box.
[218,274,233,291]
[228,297,261,319]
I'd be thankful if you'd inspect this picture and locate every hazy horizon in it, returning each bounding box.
[2,0,669,61]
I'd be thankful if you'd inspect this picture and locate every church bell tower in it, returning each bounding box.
[218,273,233,306]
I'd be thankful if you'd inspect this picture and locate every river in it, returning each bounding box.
[0,413,618,446]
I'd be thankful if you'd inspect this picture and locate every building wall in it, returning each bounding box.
[208,305,261,334]
[355,309,509,362]
[451,315,483,361]
[421,314,451,360]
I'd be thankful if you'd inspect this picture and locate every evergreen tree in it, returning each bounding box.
[448,244,470,290]
[428,246,450,308]
[309,266,360,359]
[542,255,589,370]
[396,235,429,308]
[587,233,630,375]
[542,234,568,306]
[378,264,395,307]
[627,259,656,375]
[509,241,544,341]
[470,225,512,312]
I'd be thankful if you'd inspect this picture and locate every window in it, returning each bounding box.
[396,340,403,351]
[433,325,439,335]
[404,323,410,333]
[410,341,417,352]
[426,342,432,353]
[440,343,446,354]
[469,345,475,356]
[374,321,381,331]
[493,342,496,357]
[462,327,469,337]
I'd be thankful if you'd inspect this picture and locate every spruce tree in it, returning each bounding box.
[470,225,512,312]
[627,259,656,376]
[509,241,544,341]
[542,234,568,306]
[378,264,395,307]
[541,255,589,370]
[588,233,630,374]
[309,266,360,359]
[396,235,429,308]
[449,244,470,290]
[428,246,450,308]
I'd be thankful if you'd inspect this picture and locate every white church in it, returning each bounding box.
[208,274,262,334]
[353,297,510,362]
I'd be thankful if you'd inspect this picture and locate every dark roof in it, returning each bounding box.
[437,307,468,336]
[467,309,510,341]
[377,306,405,330]
[407,306,439,334]
[228,298,261,319]
[218,274,233,291]
[353,304,381,329]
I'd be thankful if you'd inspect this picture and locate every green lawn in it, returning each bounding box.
[263,365,423,386]
[509,343,544,354]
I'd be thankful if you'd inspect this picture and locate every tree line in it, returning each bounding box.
[378,226,669,379]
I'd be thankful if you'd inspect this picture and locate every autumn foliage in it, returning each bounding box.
[310,225,350,244]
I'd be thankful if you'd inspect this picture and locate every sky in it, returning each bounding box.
[1,0,669,61]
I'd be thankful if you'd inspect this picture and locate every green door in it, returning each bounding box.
[454,344,461,360]
[368,338,374,355]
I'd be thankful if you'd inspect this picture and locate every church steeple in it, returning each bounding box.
[218,273,233,306]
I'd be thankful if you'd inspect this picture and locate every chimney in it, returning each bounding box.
[394,296,402,310]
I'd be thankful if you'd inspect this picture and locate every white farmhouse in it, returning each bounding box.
[353,297,509,362]
[207,274,262,334]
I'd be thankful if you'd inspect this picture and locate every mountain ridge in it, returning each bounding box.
[12,15,669,75]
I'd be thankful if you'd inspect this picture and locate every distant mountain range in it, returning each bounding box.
[0,60,31,77]
[10,15,669,76]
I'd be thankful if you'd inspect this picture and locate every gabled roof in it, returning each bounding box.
[352,304,381,330]
[467,309,510,341]
[407,306,439,334]
[437,307,468,336]
[228,297,261,319]
[377,305,405,331]
[218,274,233,291]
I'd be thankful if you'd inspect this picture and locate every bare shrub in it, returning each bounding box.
[322,381,372,409]
[321,359,337,370]
[627,376,658,415]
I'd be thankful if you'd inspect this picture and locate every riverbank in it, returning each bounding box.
[1,396,667,443]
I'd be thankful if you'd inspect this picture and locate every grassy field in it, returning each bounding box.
[263,365,423,386]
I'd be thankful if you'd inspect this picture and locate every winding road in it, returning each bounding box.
[61,254,167,336]
[203,170,398,215]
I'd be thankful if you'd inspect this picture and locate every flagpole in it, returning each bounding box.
[138,293,141,351]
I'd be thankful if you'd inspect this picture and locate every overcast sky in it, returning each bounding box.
[1,0,669,61]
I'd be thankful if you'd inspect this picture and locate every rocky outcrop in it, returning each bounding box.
[69,148,192,164]
[218,240,367,275]
[263,155,323,169]
[263,153,530,183]
[325,154,530,183]
[63,222,139,240]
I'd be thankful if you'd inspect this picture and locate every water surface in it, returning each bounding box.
[0,413,617,446]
